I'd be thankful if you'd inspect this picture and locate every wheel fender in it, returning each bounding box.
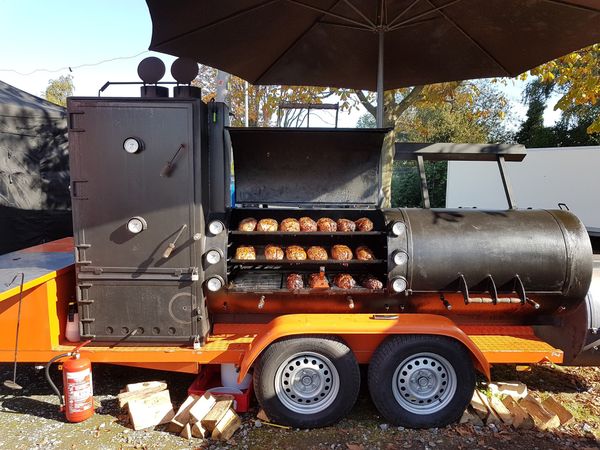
[237,313,490,383]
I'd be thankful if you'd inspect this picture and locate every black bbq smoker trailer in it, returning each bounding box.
[0,65,598,429]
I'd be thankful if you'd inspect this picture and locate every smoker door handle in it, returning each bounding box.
[70,180,88,200]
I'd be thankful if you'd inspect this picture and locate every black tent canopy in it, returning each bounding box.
[0,80,72,254]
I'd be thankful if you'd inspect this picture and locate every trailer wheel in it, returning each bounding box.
[368,335,475,428]
[253,335,360,428]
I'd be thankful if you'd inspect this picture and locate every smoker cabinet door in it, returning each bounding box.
[69,101,200,277]
[78,281,198,342]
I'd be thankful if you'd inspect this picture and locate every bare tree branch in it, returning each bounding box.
[353,90,376,117]
[389,85,425,122]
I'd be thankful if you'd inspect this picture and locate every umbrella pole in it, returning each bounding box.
[376,30,384,127]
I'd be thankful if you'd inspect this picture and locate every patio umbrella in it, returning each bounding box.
[147,0,600,126]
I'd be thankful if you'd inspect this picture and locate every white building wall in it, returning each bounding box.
[445,146,600,235]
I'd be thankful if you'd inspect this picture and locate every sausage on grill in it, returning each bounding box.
[337,218,356,232]
[238,217,257,232]
[362,276,383,290]
[355,217,374,232]
[331,244,353,260]
[355,246,375,261]
[265,244,284,260]
[317,217,337,232]
[308,273,329,289]
[280,218,300,232]
[235,246,256,260]
[287,273,304,290]
[307,246,328,260]
[256,218,278,232]
[299,217,318,232]
[334,274,356,289]
[286,245,307,260]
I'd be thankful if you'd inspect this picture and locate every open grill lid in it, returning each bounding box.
[228,127,388,207]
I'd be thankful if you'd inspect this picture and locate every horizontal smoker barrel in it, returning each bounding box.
[392,209,593,300]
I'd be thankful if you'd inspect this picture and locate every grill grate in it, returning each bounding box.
[230,272,283,291]
[228,271,385,293]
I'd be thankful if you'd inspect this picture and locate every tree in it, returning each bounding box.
[193,66,337,127]
[358,81,512,207]
[552,103,600,146]
[515,79,555,148]
[516,77,600,148]
[528,43,600,134]
[43,75,74,107]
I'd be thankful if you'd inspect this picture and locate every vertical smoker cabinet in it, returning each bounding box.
[67,97,209,343]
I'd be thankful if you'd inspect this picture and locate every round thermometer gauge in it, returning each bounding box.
[127,216,147,234]
[123,137,143,154]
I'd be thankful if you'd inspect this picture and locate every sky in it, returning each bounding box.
[0,0,561,129]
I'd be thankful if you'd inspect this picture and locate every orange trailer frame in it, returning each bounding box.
[0,238,564,382]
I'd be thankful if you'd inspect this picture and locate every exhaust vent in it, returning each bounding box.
[171,58,201,99]
[137,57,168,98]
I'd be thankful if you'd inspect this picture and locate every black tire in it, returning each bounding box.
[253,335,360,428]
[368,334,475,428]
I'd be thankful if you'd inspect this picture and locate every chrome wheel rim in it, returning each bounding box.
[391,352,457,415]
[274,351,340,414]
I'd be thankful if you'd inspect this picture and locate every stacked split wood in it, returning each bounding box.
[461,381,573,431]
[118,381,242,441]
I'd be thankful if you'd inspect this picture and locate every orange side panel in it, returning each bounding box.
[106,361,200,374]
[233,314,491,382]
[0,266,74,352]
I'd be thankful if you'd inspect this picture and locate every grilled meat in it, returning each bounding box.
[287,273,304,290]
[280,218,301,232]
[286,245,307,260]
[299,217,318,232]
[337,218,356,232]
[309,272,329,289]
[334,273,356,289]
[235,245,256,260]
[265,244,284,260]
[331,244,353,260]
[307,246,328,260]
[355,246,375,260]
[256,218,278,232]
[355,217,374,232]
[362,276,383,290]
[317,217,337,232]
[238,217,257,232]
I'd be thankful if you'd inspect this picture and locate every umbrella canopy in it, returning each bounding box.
[148,1,600,87]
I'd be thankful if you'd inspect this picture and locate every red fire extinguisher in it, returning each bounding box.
[45,340,94,422]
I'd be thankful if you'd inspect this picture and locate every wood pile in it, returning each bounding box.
[118,381,242,442]
[461,381,573,431]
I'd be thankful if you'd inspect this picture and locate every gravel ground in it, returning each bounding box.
[0,362,599,450]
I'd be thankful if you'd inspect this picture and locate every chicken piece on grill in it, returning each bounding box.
[334,273,356,289]
[256,218,278,232]
[355,217,374,232]
[299,217,318,232]
[362,276,383,290]
[331,244,353,260]
[286,245,307,260]
[308,272,330,289]
[307,246,328,260]
[238,217,257,232]
[235,245,256,260]
[317,217,337,232]
[337,218,356,232]
[287,273,304,290]
[264,244,284,260]
[355,246,375,261]
[280,218,300,232]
